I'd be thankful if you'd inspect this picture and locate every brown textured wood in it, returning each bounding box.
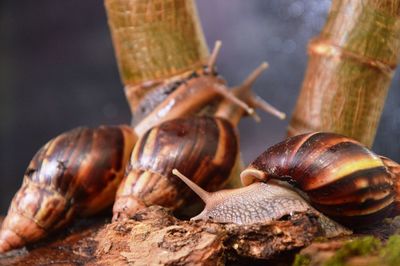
[0,216,103,266]
[288,0,400,147]
[0,206,324,265]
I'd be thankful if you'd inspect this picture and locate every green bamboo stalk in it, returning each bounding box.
[104,0,209,111]
[288,0,400,147]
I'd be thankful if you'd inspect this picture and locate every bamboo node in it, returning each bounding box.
[308,38,396,77]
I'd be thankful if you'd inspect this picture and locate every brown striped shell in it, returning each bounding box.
[132,69,230,136]
[112,116,238,220]
[0,126,137,252]
[240,132,399,228]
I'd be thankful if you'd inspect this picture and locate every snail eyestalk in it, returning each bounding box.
[236,61,286,121]
[215,62,286,125]
[214,84,254,116]
[241,62,269,89]
[172,169,210,203]
[251,95,286,120]
[207,40,222,74]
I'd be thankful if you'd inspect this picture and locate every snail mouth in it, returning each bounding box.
[112,196,147,222]
[240,168,267,186]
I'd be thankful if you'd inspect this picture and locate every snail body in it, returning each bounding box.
[172,132,400,236]
[0,126,136,252]
[172,170,350,237]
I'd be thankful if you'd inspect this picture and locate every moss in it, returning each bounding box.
[293,254,311,266]
[323,236,381,266]
[380,235,400,266]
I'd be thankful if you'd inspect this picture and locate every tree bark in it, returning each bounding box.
[288,0,400,147]
[0,206,323,265]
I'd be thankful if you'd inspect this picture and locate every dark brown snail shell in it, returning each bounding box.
[0,125,137,252]
[112,116,238,220]
[240,132,399,228]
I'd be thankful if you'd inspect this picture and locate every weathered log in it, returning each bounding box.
[95,206,322,264]
[3,207,400,265]
[0,206,323,265]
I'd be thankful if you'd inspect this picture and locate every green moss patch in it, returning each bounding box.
[293,254,311,266]
[324,236,381,266]
[380,235,400,266]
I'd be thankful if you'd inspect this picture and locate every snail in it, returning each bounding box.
[112,62,286,221]
[172,132,400,237]
[0,126,137,252]
[131,41,261,136]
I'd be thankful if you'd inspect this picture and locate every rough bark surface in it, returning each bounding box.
[0,216,104,265]
[0,206,323,265]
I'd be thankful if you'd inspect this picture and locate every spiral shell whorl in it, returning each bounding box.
[241,132,396,227]
[113,117,238,220]
[0,125,136,252]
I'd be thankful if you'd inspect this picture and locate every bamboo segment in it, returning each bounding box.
[104,0,209,111]
[288,0,400,147]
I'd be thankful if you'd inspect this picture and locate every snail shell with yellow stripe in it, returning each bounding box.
[173,132,400,236]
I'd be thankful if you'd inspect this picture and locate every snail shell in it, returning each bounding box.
[240,132,399,228]
[0,125,136,252]
[132,69,233,136]
[112,117,238,220]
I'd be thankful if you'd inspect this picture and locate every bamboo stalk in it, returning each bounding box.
[288,0,400,147]
[104,0,208,112]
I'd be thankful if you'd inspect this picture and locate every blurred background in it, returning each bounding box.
[0,0,399,214]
